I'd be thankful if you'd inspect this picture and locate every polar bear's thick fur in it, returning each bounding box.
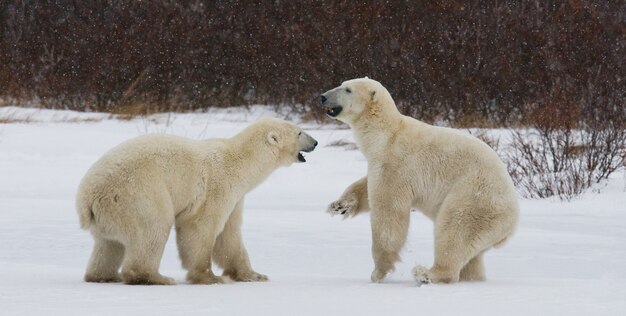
[76,118,317,285]
[321,78,518,284]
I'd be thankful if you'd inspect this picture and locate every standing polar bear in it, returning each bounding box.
[321,78,519,284]
[76,118,317,285]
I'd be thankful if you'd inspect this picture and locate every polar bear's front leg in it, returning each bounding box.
[176,214,230,285]
[214,199,268,282]
[183,234,228,284]
[369,192,411,283]
[327,176,369,218]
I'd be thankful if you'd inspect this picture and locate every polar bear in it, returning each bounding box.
[76,118,317,285]
[321,78,518,284]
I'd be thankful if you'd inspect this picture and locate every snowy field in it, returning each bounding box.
[1,106,625,315]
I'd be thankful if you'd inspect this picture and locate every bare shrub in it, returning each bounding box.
[580,121,626,184]
[506,129,584,200]
[502,82,626,201]
[0,108,34,124]
[326,139,358,150]
[468,129,501,152]
[505,124,625,201]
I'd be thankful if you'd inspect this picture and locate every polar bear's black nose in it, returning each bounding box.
[320,95,327,104]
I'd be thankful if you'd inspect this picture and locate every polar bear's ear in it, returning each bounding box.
[369,89,377,102]
[267,131,280,145]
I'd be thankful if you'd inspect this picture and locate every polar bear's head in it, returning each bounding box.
[252,118,318,165]
[320,77,395,125]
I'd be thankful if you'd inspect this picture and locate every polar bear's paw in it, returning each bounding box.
[122,271,176,285]
[412,265,432,286]
[327,195,358,218]
[370,268,390,283]
[226,270,268,282]
[187,271,232,285]
[84,273,122,283]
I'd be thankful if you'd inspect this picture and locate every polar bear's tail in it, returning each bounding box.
[493,236,509,249]
[76,195,94,230]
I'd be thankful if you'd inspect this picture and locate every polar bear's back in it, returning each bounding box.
[76,134,218,229]
[429,125,509,173]
[81,134,207,188]
[397,121,518,217]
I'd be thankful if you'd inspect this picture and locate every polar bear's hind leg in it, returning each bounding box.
[84,237,124,283]
[414,202,511,285]
[459,252,486,281]
[119,220,175,285]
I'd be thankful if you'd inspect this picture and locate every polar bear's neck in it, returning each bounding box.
[219,135,281,193]
[351,106,405,160]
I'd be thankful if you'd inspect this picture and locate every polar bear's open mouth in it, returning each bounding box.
[326,106,342,117]
[297,147,315,162]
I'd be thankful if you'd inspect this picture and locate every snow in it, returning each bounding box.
[1,106,625,315]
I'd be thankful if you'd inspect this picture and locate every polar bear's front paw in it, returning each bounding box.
[412,265,432,286]
[187,271,232,285]
[327,195,358,218]
[371,269,390,283]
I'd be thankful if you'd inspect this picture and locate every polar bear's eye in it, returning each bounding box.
[345,88,352,93]
[298,131,302,136]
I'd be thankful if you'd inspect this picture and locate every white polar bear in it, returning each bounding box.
[76,118,317,285]
[321,78,519,284]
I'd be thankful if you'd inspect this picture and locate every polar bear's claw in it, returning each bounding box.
[412,265,432,286]
[370,269,389,283]
[229,271,268,282]
[327,196,358,218]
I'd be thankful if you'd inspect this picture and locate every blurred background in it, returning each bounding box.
[0,0,624,127]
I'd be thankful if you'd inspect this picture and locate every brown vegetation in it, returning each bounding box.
[0,0,623,127]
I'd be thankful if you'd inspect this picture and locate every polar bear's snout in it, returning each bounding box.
[297,131,317,162]
[320,92,343,118]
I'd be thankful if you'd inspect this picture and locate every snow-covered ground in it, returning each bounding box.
[1,106,625,315]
